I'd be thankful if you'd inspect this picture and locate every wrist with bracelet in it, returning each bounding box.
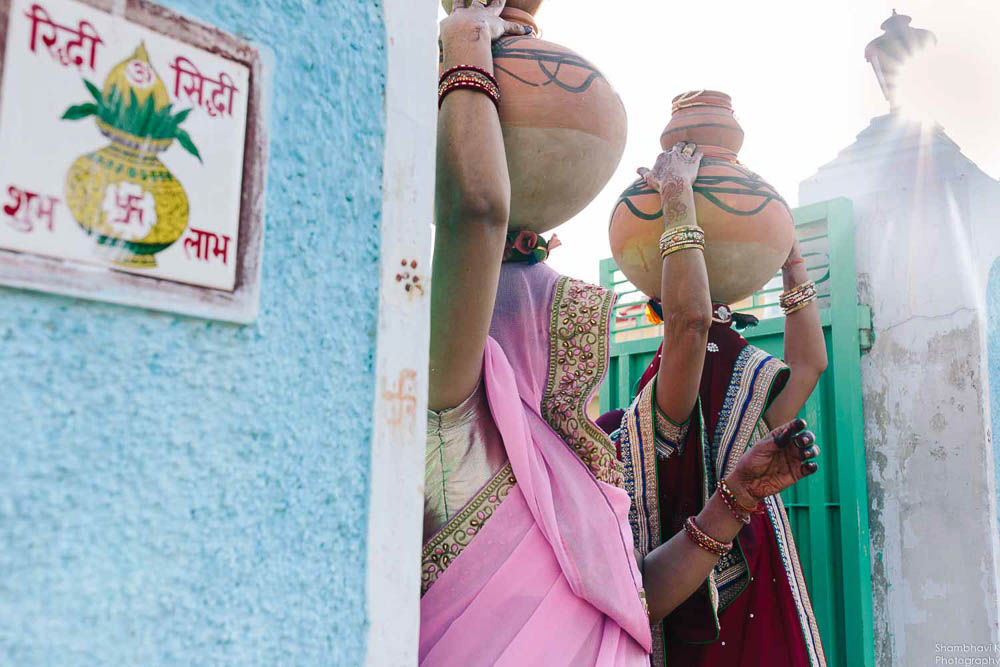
[438,64,501,109]
[683,516,733,558]
[659,225,705,259]
[717,479,764,524]
[780,280,817,315]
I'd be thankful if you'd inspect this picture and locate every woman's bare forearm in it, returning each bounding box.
[429,18,512,411]
[436,21,509,229]
[642,492,743,623]
[765,255,827,426]
[656,237,712,424]
[654,166,712,425]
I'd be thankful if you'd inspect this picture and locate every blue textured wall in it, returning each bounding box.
[0,2,385,665]
[990,259,1000,533]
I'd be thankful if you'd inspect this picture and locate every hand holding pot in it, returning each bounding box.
[441,0,533,42]
[638,142,704,229]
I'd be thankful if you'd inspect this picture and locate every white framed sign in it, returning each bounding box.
[0,0,268,322]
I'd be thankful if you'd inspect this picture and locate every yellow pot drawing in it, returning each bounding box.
[62,43,202,268]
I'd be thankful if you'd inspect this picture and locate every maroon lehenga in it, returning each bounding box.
[606,311,826,667]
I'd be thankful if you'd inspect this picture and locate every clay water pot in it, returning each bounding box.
[609,91,794,305]
[441,0,627,232]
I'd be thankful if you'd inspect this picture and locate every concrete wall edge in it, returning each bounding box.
[364,1,437,664]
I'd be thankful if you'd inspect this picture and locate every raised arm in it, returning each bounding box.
[638,143,712,424]
[643,419,821,623]
[429,1,532,411]
[764,241,828,427]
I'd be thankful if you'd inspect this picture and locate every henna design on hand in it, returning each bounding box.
[637,143,703,228]
[662,176,689,225]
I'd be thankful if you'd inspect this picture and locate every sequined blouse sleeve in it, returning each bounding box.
[654,403,692,459]
[650,375,693,459]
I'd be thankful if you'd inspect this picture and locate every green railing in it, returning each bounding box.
[599,198,875,667]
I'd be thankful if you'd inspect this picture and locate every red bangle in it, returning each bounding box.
[683,517,733,558]
[440,64,498,87]
[438,72,500,97]
[438,68,501,109]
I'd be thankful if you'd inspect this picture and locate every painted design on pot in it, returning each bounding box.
[609,91,795,306]
[438,0,627,234]
[61,43,201,268]
[695,158,788,217]
[492,37,604,94]
[618,163,789,222]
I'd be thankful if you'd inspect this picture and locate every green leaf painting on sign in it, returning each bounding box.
[64,79,202,152]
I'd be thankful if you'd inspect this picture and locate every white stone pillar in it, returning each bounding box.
[800,114,1000,666]
[364,1,437,664]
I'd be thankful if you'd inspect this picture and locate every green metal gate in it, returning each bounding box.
[599,198,875,667]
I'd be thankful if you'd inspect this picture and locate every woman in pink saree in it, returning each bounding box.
[423,2,823,664]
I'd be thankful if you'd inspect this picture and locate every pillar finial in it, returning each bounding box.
[864,11,936,113]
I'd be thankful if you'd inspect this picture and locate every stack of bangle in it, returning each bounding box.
[717,479,762,524]
[683,516,733,557]
[780,280,818,315]
[659,225,705,259]
[438,65,501,109]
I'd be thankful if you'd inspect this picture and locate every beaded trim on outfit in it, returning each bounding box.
[710,346,789,608]
[767,491,828,667]
[620,380,659,557]
[542,277,622,487]
[620,381,709,667]
[420,276,618,596]
[420,463,516,595]
[712,346,789,483]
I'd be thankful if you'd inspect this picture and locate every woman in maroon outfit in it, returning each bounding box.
[606,147,829,666]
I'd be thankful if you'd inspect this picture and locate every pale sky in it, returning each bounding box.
[441,1,1000,284]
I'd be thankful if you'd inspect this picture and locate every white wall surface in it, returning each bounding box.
[801,113,1000,667]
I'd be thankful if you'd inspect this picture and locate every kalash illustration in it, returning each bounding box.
[62,43,201,268]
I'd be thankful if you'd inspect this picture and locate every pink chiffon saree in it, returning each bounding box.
[420,264,652,666]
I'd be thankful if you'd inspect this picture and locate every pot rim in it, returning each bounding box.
[671,90,734,114]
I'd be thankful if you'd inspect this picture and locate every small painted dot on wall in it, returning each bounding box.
[396,258,424,296]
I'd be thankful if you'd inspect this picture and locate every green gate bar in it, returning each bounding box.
[599,198,875,667]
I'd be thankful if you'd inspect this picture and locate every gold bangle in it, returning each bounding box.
[659,226,705,258]
[783,298,815,315]
[662,243,704,258]
[779,281,817,310]
[779,280,816,302]
[663,224,703,234]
